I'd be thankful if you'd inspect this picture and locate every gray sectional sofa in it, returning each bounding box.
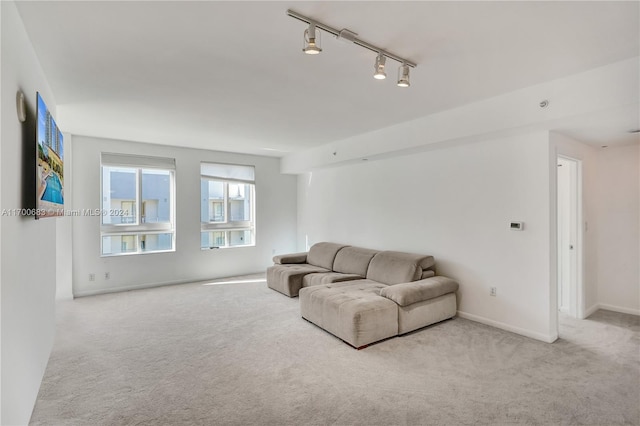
[267,242,459,348]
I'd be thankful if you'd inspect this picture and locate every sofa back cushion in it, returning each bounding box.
[307,242,349,270]
[333,246,379,277]
[366,251,435,285]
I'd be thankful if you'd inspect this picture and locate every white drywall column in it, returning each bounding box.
[0,4,4,421]
[56,134,73,300]
[1,1,57,424]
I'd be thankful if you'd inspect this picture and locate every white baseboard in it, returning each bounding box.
[584,303,600,318]
[73,272,266,298]
[596,303,640,316]
[457,311,557,343]
[74,279,189,298]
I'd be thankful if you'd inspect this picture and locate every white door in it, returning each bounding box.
[557,157,580,318]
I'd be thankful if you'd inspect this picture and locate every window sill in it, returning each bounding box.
[201,244,255,251]
[101,248,175,258]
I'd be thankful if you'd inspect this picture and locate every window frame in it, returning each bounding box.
[200,162,256,250]
[100,154,176,257]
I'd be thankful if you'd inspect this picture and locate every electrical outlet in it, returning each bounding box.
[104,272,110,280]
[490,287,497,297]
[89,273,95,282]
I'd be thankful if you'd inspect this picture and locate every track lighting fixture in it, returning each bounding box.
[397,63,410,87]
[374,53,386,80]
[287,9,416,87]
[303,22,322,55]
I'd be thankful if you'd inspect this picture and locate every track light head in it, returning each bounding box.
[374,53,386,80]
[397,63,410,87]
[303,23,322,55]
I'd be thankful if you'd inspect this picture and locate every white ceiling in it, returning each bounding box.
[15,1,640,157]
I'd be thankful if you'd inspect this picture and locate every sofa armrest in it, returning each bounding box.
[273,252,308,264]
[379,276,458,307]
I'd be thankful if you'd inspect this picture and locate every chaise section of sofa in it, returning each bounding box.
[300,280,398,349]
[298,249,458,348]
[379,276,458,335]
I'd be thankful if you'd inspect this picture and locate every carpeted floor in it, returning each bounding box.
[30,274,639,425]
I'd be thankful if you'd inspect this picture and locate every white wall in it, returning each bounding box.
[72,135,297,296]
[595,144,640,315]
[298,131,557,342]
[1,2,57,424]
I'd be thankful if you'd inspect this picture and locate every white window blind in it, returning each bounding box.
[201,162,255,183]
[101,153,176,170]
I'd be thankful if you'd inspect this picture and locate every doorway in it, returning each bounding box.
[557,156,583,319]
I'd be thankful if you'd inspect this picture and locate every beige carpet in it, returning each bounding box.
[30,274,639,425]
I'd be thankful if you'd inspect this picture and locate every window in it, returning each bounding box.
[201,162,255,249]
[101,153,176,256]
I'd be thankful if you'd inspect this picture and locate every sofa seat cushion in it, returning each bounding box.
[267,264,330,297]
[302,272,363,288]
[300,281,398,348]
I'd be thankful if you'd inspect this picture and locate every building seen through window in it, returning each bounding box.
[201,162,255,249]
[100,154,175,256]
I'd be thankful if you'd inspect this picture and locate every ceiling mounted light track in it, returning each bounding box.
[287,9,417,87]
